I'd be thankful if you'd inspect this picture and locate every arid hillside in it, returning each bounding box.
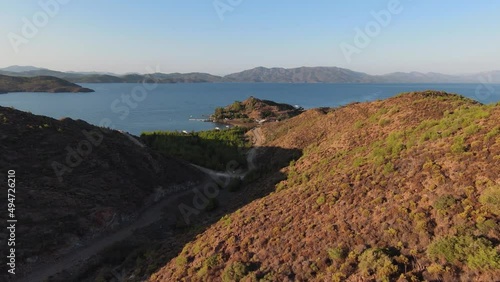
[0,106,205,279]
[152,91,500,281]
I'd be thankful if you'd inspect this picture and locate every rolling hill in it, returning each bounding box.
[1,90,499,281]
[150,91,500,281]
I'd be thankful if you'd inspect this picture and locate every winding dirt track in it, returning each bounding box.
[18,129,264,282]
[18,185,201,282]
[246,127,264,170]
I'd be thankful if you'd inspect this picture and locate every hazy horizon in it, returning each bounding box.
[1,0,499,75]
[2,64,500,77]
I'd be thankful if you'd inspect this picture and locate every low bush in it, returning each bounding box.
[479,185,500,215]
[485,126,500,141]
[433,195,456,212]
[358,248,398,281]
[316,194,326,205]
[328,247,346,261]
[222,261,249,282]
[450,136,466,153]
[426,235,500,269]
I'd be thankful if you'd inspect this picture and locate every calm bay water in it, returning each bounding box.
[0,83,499,136]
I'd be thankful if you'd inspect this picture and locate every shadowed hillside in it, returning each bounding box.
[71,129,301,282]
[0,106,205,280]
[151,91,500,281]
[0,105,302,281]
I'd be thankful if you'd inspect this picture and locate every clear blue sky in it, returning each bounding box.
[1,0,499,75]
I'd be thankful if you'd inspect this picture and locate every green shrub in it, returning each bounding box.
[175,255,187,267]
[316,195,326,205]
[230,101,243,111]
[196,254,223,277]
[450,136,466,153]
[354,120,364,129]
[469,107,490,119]
[379,118,391,126]
[433,195,456,212]
[464,123,481,136]
[427,235,500,269]
[476,219,496,234]
[382,162,395,175]
[378,107,389,115]
[220,215,232,226]
[485,126,500,141]
[260,271,275,281]
[358,248,398,281]
[276,182,287,192]
[426,263,444,275]
[205,253,223,269]
[328,247,346,261]
[222,261,249,282]
[479,185,500,215]
[353,157,365,167]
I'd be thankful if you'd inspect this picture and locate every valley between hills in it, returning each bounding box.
[0,91,499,281]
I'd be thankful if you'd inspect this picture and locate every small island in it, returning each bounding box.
[211,96,304,127]
[0,74,94,94]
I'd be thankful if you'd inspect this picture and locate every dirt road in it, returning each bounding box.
[17,185,192,282]
[18,129,265,282]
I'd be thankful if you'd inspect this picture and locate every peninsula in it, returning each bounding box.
[211,96,304,127]
[0,74,94,94]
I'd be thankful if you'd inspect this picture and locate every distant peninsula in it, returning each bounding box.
[211,96,304,127]
[0,74,94,94]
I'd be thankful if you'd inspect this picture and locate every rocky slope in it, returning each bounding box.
[0,106,205,279]
[151,91,500,281]
[0,75,94,93]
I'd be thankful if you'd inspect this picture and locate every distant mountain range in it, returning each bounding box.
[1,65,499,84]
